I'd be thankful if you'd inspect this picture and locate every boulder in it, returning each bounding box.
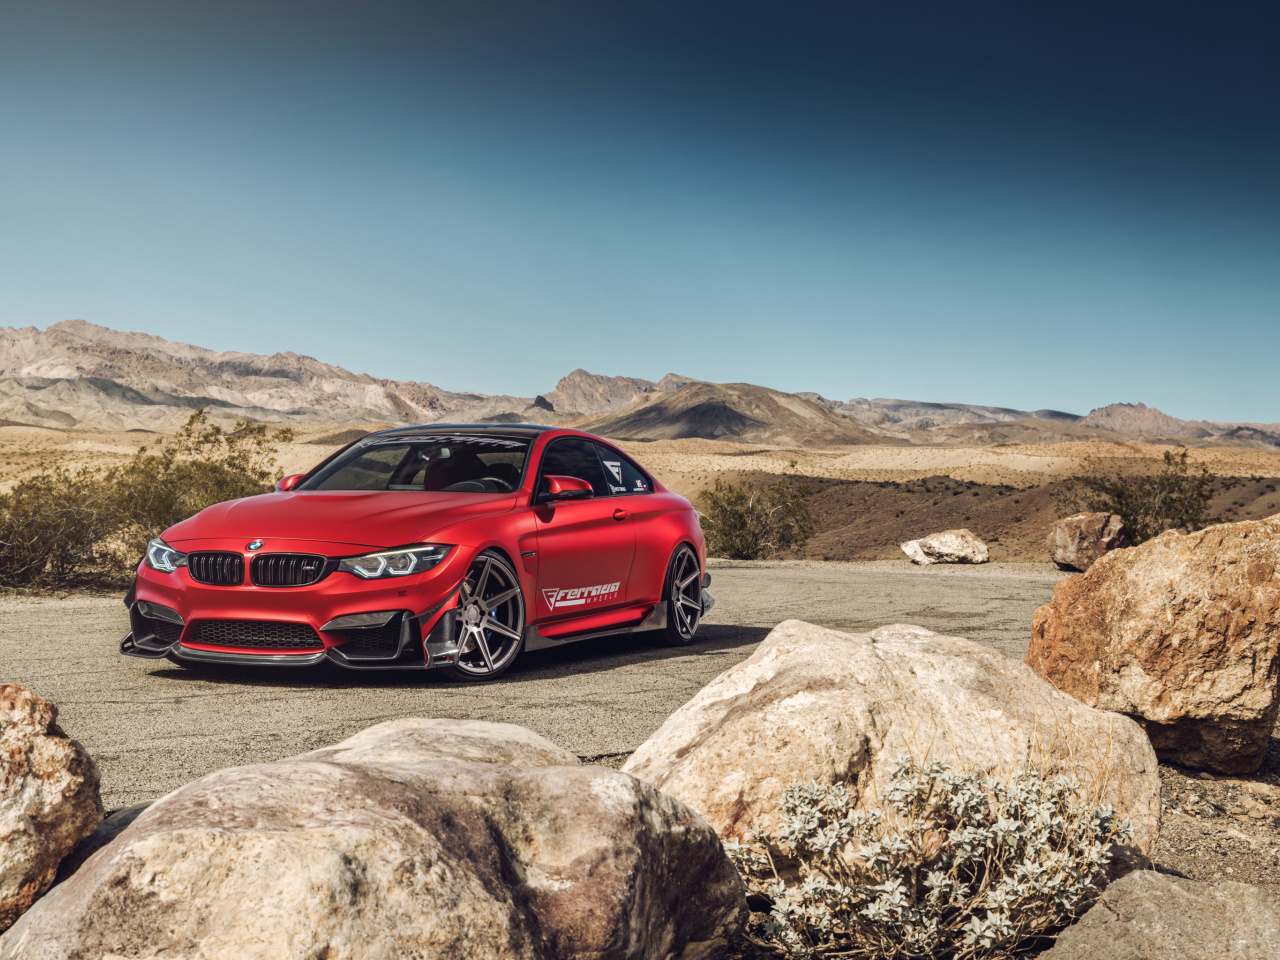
[1027,517,1280,774]
[901,528,990,564]
[0,718,745,960]
[0,685,102,933]
[53,803,152,886]
[1040,870,1280,959]
[900,539,931,564]
[1047,512,1130,571]
[623,620,1160,865]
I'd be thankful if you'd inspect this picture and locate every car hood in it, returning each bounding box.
[163,490,515,551]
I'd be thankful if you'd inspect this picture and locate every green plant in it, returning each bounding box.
[0,410,294,588]
[696,474,816,560]
[110,410,294,561]
[727,759,1131,960]
[0,466,119,587]
[1055,449,1216,544]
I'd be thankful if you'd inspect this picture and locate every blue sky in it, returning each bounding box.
[2,1,1277,421]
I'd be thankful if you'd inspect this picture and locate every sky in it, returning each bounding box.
[1,1,1277,422]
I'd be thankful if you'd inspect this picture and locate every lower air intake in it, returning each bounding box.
[147,619,183,646]
[339,620,403,658]
[190,620,322,650]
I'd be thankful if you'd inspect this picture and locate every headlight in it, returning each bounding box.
[145,538,187,573]
[338,544,451,579]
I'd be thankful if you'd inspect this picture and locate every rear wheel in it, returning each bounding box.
[444,550,526,682]
[660,544,703,646]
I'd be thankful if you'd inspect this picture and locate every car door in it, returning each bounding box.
[592,442,669,603]
[531,437,636,621]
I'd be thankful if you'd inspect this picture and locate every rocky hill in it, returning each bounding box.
[0,321,487,428]
[572,382,892,446]
[0,321,694,430]
[1079,402,1216,439]
[799,394,1081,431]
[1,321,1275,446]
[1076,402,1280,446]
[804,395,1278,447]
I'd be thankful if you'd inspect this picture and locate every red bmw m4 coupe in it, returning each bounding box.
[121,425,712,681]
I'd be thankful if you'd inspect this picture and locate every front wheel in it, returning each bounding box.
[659,544,704,646]
[444,550,526,682]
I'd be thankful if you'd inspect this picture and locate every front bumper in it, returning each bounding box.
[123,540,474,670]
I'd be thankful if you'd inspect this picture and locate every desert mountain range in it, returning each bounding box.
[1,321,1276,447]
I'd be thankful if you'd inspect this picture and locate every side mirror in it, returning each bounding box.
[537,475,593,503]
[276,474,305,492]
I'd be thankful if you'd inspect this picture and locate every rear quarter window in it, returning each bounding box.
[596,446,653,496]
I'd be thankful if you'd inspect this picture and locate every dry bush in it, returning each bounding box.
[727,759,1132,960]
[0,410,293,588]
[0,467,119,587]
[1056,449,1215,544]
[110,411,294,561]
[697,472,816,560]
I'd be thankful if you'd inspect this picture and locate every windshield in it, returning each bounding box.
[299,434,531,493]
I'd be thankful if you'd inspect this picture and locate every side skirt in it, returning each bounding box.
[523,603,667,652]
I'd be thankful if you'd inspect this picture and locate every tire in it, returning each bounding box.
[444,549,526,682]
[659,544,704,646]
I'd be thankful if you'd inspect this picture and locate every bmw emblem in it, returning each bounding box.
[246,540,264,551]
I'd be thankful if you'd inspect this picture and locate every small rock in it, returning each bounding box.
[0,685,103,933]
[1047,513,1129,571]
[901,528,990,564]
[1244,782,1280,799]
[900,539,932,564]
[1039,871,1280,959]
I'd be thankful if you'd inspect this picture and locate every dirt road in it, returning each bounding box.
[1,560,1065,808]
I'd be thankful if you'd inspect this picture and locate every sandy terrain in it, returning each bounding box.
[619,437,1280,493]
[0,421,390,491]
[6,423,1278,492]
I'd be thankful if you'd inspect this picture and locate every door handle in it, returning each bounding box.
[612,508,630,521]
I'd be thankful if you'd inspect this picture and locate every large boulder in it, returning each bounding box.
[0,719,745,960]
[623,620,1160,864]
[900,528,990,564]
[1048,512,1130,571]
[52,803,152,886]
[1040,870,1280,959]
[1026,517,1280,774]
[0,685,102,933]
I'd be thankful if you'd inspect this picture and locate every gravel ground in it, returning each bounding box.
[3,558,1277,900]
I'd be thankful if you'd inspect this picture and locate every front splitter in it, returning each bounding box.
[119,633,436,670]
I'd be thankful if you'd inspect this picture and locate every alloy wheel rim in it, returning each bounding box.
[671,547,702,639]
[455,555,525,675]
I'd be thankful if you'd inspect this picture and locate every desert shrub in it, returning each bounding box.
[0,410,294,588]
[0,467,119,587]
[697,475,817,560]
[726,758,1131,960]
[110,410,294,560]
[1056,449,1215,544]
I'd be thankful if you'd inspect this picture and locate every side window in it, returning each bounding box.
[538,438,609,497]
[596,445,652,496]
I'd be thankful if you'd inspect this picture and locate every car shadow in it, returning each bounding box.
[142,623,772,690]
